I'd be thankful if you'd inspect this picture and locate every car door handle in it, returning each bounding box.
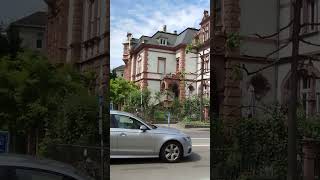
[120,133,127,137]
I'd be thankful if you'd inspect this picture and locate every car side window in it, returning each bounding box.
[0,166,13,179]
[14,168,64,180]
[110,115,116,128]
[113,114,143,129]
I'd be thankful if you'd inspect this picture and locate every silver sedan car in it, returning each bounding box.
[0,154,94,180]
[110,110,192,163]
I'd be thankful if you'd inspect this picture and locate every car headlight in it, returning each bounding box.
[183,136,191,142]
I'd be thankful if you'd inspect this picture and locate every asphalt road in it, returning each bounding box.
[110,127,210,180]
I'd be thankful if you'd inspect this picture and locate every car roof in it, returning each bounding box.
[0,154,93,180]
[110,110,135,116]
[110,110,152,128]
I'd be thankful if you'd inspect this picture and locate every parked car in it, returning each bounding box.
[0,154,94,180]
[110,110,192,163]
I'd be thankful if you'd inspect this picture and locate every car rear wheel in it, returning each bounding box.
[160,141,182,163]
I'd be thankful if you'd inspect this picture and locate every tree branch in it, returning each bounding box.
[265,40,291,58]
[240,61,279,76]
[299,38,320,47]
[211,47,225,54]
[253,20,293,39]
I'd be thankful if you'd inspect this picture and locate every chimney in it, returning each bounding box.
[127,32,132,40]
[204,10,209,17]
[163,25,167,32]
[173,30,177,34]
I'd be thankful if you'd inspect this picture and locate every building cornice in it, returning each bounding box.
[131,43,187,54]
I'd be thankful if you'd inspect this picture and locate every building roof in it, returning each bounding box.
[113,65,125,71]
[10,11,47,28]
[131,28,199,51]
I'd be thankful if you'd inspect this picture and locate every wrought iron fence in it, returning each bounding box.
[211,148,305,180]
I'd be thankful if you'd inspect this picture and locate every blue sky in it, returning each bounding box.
[110,0,210,69]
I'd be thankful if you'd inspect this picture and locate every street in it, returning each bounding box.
[110,125,210,180]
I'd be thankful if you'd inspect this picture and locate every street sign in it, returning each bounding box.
[0,131,9,153]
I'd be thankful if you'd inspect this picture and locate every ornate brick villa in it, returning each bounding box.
[122,11,210,105]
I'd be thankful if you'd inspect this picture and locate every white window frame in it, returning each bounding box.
[158,58,166,74]
[204,25,209,41]
[300,77,311,115]
[136,56,142,75]
[316,79,320,113]
[302,0,319,33]
[159,38,168,45]
[308,0,318,32]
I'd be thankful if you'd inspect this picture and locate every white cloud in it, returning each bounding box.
[110,1,209,69]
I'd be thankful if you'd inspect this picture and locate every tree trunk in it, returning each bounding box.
[288,0,302,179]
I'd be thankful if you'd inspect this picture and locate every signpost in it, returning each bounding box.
[0,131,9,153]
[110,101,113,110]
[167,112,171,127]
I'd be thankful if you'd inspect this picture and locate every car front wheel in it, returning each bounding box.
[160,141,182,163]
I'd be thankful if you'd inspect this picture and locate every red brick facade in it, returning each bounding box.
[179,47,186,101]
[46,0,69,64]
[45,0,109,93]
[141,48,148,88]
[211,0,242,120]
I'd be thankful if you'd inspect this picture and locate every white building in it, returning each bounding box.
[123,26,201,104]
[122,11,211,105]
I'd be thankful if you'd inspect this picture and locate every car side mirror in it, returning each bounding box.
[140,125,148,132]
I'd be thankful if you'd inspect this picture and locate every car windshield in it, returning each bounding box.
[129,113,157,129]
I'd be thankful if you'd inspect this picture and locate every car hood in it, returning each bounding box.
[151,126,185,135]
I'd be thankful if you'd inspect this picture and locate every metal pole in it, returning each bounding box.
[200,50,204,121]
[167,112,170,127]
[140,88,143,118]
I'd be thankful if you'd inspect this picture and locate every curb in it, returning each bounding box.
[176,123,210,129]
[183,124,210,128]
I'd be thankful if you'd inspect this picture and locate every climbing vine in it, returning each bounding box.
[226,32,241,49]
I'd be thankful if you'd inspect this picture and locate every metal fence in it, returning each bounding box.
[44,144,109,180]
[211,148,305,180]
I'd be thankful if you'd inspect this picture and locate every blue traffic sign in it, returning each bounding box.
[0,131,9,153]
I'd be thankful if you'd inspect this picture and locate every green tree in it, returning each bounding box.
[110,77,139,109]
[0,50,95,154]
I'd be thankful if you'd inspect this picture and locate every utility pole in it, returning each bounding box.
[288,0,302,179]
[98,60,104,180]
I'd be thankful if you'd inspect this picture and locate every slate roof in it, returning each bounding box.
[10,11,47,28]
[113,65,125,71]
[131,28,199,50]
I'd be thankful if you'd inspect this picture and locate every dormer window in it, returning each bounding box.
[159,38,168,45]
